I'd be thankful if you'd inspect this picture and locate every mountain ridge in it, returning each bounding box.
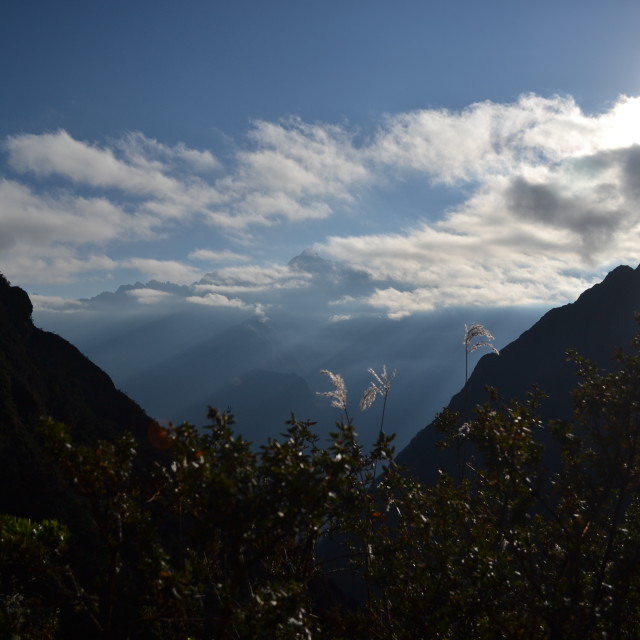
[0,273,155,519]
[3,263,640,497]
[396,263,640,481]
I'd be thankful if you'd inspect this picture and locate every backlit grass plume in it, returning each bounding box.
[464,322,499,383]
[360,365,396,412]
[317,369,349,422]
[361,366,396,475]
[459,323,499,480]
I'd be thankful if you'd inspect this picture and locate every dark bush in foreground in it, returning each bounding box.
[4,335,640,638]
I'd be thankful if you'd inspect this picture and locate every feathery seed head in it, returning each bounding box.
[317,369,348,411]
[360,385,378,411]
[464,323,499,355]
[360,365,396,411]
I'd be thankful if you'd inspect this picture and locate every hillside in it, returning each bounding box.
[0,273,154,518]
[3,265,640,637]
[397,264,640,482]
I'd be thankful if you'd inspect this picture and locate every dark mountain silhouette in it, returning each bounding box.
[6,262,640,504]
[202,369,336,440]
[122,317,293,425]
[0,273,155,519]
[397,264,640,483]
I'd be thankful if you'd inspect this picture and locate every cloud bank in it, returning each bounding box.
[3,93,640,316]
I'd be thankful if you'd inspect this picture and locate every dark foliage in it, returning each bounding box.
[4,332,640,637]
[0,275,155,520]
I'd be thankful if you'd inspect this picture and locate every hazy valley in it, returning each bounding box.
[34,251,546,450]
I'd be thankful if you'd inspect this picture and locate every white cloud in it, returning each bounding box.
[195,264,310,294]
[188,248,250,263]
[362,262,597,319]
[1,244,117,285]
[0,179,152,247]
[243,118,369,197]
[4,94,640,311]
[315,169,630,316]
[5,130,227,229]
[3,123,367,253]
[126,288,173,304]
[30,294,86,313]
[370,94,640,184]
[232,191,332,223]
[309,95,640,316]
[6,130,178,195]
[122,258,203,284]
[117,132,221,173]
[185,292,254,309]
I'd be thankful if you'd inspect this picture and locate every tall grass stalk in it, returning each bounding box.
[316,369,350,425]
[460,323,499,479]
[360,365,396,439]
[360,365,396,481]
[359,365,396,626]
[464,322,499,389]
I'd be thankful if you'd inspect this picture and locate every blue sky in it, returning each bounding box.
[3,1,640,319]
